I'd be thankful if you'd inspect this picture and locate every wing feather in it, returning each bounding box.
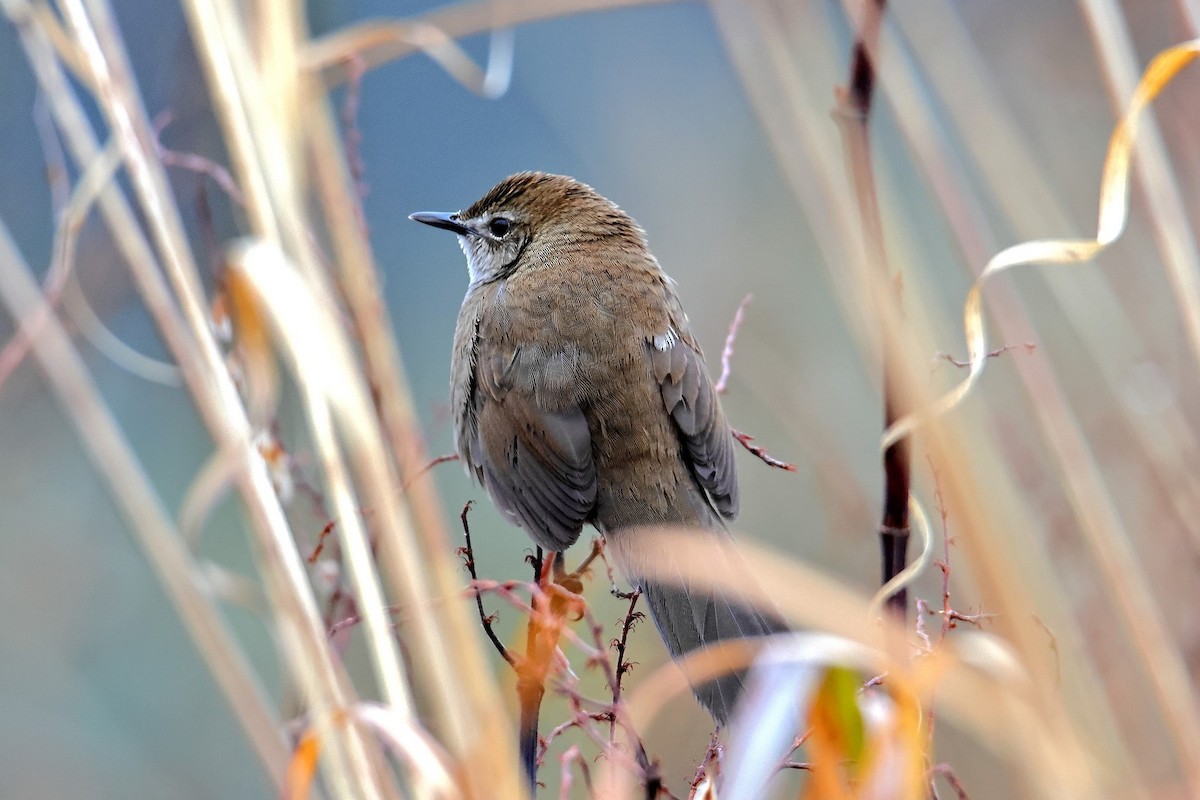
[648,328,739,519]
[468,349,597,551]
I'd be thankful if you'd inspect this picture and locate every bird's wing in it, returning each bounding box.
[646,320,739,519]
[468,346,597,552]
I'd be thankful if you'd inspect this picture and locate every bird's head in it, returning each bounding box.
[410,172,646,286]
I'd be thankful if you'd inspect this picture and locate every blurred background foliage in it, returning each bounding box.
[1,0,1198,798]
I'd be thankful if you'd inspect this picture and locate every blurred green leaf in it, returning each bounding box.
[811,666,866,776]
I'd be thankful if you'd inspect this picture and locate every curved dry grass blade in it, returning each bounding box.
[882,39,1200,449]
[48,0,386,793]
[178,1,521,793]
[354,703,459,799]
[62,278,183,385]
[301,59,526,800]
[304,0,676,86]
[601,529,1097,799]
[872,34,1200,780]
[5,0,94,86]
[306,19,514,99]
[0,134,121,390]
[867,496,933,620]
[866,3,1185,789]
[721,636,880,800]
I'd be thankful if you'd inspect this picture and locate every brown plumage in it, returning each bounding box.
[412,172,786,723]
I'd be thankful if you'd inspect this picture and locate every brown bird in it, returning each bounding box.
[411,172,785,724]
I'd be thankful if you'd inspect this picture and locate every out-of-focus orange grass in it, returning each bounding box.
[3,0,1200,798]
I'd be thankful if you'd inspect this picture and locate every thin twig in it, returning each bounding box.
[773,730,813,774]
[731,428,798,471]
[595,542,634,599]
[559,744,594,800]
[458,501,515,667]
[610,589,643,738]
[1030,613,1062,684]
[308,520,337,563]
[714,293,752,395]
[927,454,953,640]
[152,112,246,206]
[935,342,1036,369]
[401,452,460,489]
[930,762,971,799]
[688,733,722,794]
[573,537,606,577]
[327,604,402,638]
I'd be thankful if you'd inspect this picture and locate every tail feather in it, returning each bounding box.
[639,576,787,723]
[607,520,789,725]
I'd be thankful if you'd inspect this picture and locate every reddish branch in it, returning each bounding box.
[688,733,723,794]
[307,520,337,563]
[470,545,663,793]
[326,604,401,639]
[918,457,981,798]
[558,745,594,800]
[708,292,798,474]
[517,549,556,793]
[402,452,460,489]
[460,523,670,794]
[731,429,798,471]
[931,763,971,799]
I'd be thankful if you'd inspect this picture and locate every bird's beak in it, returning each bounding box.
[409,211,473,236]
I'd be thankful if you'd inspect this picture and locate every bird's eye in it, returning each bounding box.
[487,217,513,238]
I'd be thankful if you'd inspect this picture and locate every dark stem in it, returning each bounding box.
[837,0,911,616]
[605,587,658,796]
[610,589,642,740]
[846,5,883,117]
[459,502,515,666]
[881,381,911,613]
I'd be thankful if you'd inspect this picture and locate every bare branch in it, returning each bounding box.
[458,501,516,667]
[935,342,1036,369]
[732,428,798,471]
[714,293,752,395]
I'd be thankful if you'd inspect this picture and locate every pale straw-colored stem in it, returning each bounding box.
[0,217,288,789]
[48,0,384,793]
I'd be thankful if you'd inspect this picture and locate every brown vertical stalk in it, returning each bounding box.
[835,0,911,614]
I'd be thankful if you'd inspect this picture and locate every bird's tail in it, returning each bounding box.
[604,518,788,724]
